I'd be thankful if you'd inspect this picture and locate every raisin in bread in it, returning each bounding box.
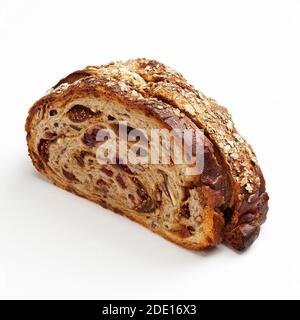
[25,59,269,251]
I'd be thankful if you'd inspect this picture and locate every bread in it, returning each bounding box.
[25,58,269,251]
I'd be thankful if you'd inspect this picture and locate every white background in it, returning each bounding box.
[0,0,299,300]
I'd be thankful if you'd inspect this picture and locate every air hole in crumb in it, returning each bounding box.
[50,110,57,116]
[108,115,115,121]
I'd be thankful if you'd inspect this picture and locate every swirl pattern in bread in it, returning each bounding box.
[25,59,269,251]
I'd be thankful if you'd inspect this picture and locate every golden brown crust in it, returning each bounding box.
[25,58,269,251]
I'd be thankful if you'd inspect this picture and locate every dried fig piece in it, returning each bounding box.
[132,177,156,213]
[82,128,99,147]
[116,174,127,189]
[95,180,109,193]
[32,152,45,171]
[96,178,108,186]
[44,132,57,140]
[180,203,190,219]
[100,167,114,177]
[115,157,133,174]
[128,194,136,204]
[201,147,224,190]
[74,151,89,167]
[67,105,101,123]
[107,115,115,121]
[132,177,149,200]
[137,198,156,213]
[62,169,79,182]
[38,139,50,162]
[117,164,133,174]
[82,126,110,147]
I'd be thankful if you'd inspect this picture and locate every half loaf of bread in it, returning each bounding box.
[25,59,269,251]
